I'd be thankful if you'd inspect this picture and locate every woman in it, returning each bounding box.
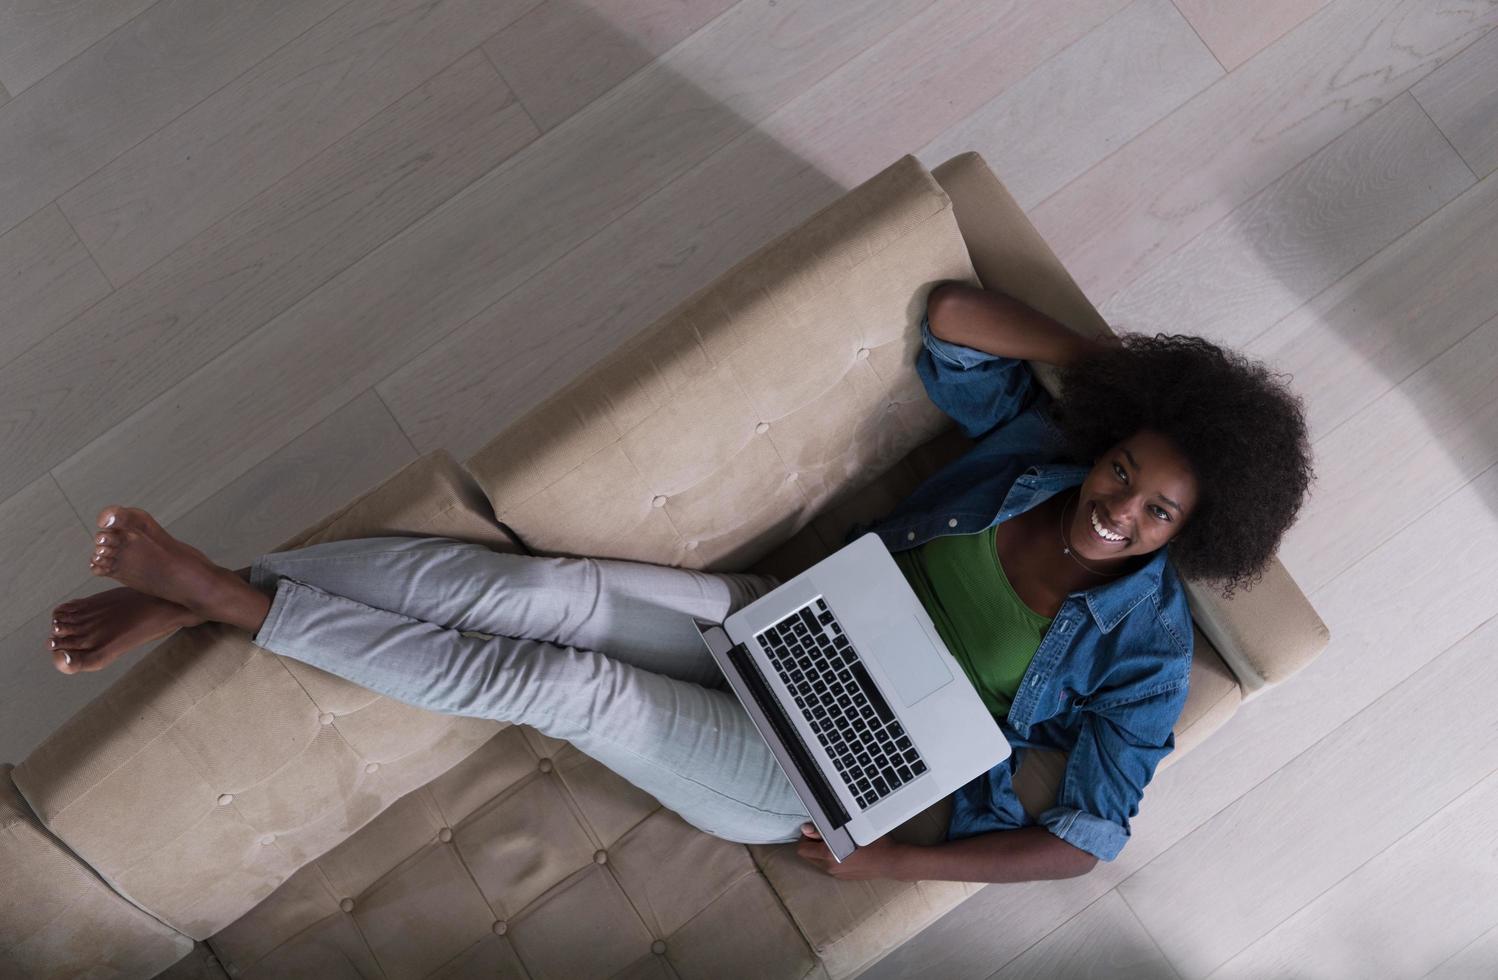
[46,281,1313,885]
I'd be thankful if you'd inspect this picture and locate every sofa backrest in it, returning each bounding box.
[462,155,976,575]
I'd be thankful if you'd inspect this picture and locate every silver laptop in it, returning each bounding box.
[692,532,1009,862]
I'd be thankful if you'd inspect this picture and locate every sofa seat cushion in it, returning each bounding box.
[11,451,517,940]
[209,726,824,980]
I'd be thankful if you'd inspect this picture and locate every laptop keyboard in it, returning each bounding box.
[755,597,928,811]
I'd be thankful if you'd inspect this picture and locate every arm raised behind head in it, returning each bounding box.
[927,282,1121,369]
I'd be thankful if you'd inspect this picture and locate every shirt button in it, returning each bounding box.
[947,518,958,528]
[906,531,916,541]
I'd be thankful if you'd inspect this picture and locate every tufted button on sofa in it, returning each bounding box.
[2,153,1328,979]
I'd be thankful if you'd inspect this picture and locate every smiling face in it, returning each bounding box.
[1065,429,1200,566]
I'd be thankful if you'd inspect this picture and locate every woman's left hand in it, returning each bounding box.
[795,823,903,880]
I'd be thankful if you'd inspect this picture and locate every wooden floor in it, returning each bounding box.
[2,0,1496,976]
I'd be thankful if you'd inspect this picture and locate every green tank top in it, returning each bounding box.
[893,524,1051,719]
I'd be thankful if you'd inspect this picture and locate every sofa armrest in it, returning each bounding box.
[931,151,1330,695]
[0,764,193,977]
[11,451,511,941]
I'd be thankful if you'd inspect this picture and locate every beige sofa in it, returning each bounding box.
[1,153,1329,980]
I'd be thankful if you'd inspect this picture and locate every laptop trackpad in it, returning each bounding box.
[878,615,953,708]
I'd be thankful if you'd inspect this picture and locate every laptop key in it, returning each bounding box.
[847,661,896,725]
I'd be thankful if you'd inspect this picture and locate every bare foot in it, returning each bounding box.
[49,588,204,674]
[90,506,263,629]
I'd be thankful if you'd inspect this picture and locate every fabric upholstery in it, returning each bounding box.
[0,764,192,978]
[7,152,1328,979]
[208,726,824,980]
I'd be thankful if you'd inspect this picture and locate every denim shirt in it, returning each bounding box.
[842,313,1194,862]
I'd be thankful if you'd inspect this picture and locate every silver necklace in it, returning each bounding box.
[1059,488,1128,578]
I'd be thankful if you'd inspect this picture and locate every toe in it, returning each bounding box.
[95,543,117,559]
[94,529,121,548]
[97,505,126,531]
[113,506,153,535]
[52,620,81,637]
[52,648,83,673]
[64,627,97,652]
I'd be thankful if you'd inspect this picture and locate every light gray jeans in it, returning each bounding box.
[248,535,811,843]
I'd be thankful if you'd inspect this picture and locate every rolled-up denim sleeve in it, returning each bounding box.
[916,310,1039,442]
[1037,685,1189,862]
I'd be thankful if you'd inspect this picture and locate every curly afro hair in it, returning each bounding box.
[1048,333,1314,600]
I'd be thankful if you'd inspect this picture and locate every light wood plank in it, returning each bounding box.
[0,51,534,506]
[1413,23,1498,178]
[1425,922,1498,980]
[1244,170,1498,444]
[58,0,540,286]
[987,891,1179,980]
[483,0,739,132]
[1029,0,1498,306]
[0,0,351,240]
[1116,465,1498,977]
[1170,0,1331,71]
[0,0,159,96]
[1278,311,1498,594]
[1101,93,1473,351]
[761,0,1130,185]
[49,0,942,523]
[162,389,418,572]
[0,390,414,760]
[0,205,113,366]
[378,0,1132,459]
[0,474,93,640]
[918,0,1222,210]
[1212,769,1498,979]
